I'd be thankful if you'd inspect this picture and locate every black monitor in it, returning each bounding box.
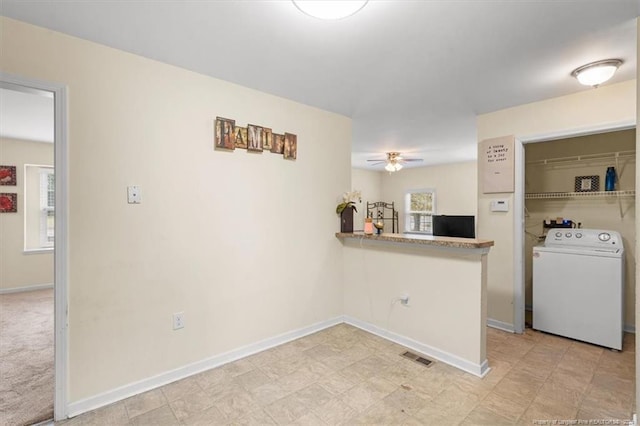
[432,215,475,238]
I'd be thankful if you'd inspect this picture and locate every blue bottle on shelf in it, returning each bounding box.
[605,166,616,191]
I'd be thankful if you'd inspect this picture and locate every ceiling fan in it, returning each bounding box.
[367,152,423,172]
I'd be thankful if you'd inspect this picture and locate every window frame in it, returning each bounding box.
[23,164,55,253]
[404,188,436,235]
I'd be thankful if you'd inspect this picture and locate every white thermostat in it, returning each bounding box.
[490,199,509,212]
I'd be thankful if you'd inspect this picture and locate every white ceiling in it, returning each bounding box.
[0,87,54,143]
[1,0,638,168]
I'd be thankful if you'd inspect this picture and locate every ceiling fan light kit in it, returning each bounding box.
[368,152,423,173]
[571,59,623,87]
[385,162,403,172]
[292,0,368,20]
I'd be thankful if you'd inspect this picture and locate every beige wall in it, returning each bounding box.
[524,130,636,328]
[0,137,54,291]
[351,168,383,231]
[478,79,637,327]
[381,161,478,232]
[1,17,351,402]
[342,239,488,374]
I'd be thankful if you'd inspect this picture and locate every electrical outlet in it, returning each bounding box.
[173,312,185,330]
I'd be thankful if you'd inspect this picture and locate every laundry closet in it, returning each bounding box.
[524,129,636,334]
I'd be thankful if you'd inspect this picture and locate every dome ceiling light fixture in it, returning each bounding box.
[292,0,369,20]
[571,59,623,88]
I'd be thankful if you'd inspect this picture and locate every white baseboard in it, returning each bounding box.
[487,318,515,333]
[0,283,53,294]
[67,316,343,418]
[344,315,490,378]
[624,324,636,334]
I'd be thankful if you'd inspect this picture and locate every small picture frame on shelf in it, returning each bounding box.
[574,175,599,192]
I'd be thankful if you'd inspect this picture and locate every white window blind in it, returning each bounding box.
[405,189,436,234]
[39,168,55,247]
[24,164,54,251]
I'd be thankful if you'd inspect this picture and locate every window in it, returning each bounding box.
[40,168,55,247]
[405,189,436,234]
[24,165,54,251]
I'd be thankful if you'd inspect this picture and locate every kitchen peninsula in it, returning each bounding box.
[337,232,494,376]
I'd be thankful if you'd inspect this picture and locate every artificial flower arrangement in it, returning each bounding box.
[336,190,361,215]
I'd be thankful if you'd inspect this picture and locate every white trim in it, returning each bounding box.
[513,139,525,334]
[23,248,54,254]
[519,120,636,144]
[487,318,516,333]
[344,315,490,378]
[624,324,636,334]
[67,316,343,418]
[0,72,70,422]
[0,283,54,294]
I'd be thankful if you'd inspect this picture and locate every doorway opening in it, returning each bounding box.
[516,125,636,338]
[0,74,68,422]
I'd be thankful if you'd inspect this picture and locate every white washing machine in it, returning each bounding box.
[533,229,624,350]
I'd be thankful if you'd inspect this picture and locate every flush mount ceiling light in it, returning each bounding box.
[292,0,368,20]
[571,59,623,87]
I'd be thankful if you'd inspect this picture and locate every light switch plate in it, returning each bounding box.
[127,186,141,204]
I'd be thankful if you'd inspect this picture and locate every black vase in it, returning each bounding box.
[340,206,355,233]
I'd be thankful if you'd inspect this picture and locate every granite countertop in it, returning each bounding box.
[335,232,494,249]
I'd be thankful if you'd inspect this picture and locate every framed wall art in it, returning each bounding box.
[0,166,17,186]
[234,126,248,149]
[263,128,273,151]
[284,133,297,160]
[215,117,236,150]
[574,175,599,192]
[479,136,514,193]
[271,133,285,154]
[247,124,264,152]
[0,193,17,213]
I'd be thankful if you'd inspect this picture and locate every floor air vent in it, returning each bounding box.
[401,351,434,367]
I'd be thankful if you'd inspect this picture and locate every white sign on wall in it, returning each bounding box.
[480,136,515,193]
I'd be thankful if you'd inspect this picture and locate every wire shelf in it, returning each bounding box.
[525,190,635,199]
[526,150,635,166]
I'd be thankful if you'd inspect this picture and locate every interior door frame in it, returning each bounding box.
[1,72,69,421]
[515,120,636,338]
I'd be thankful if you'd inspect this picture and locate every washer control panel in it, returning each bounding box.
[545,229,621,249]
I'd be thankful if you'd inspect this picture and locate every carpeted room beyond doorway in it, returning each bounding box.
[0,288,54,426]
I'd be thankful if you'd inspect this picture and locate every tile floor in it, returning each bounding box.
[58,324,636,425]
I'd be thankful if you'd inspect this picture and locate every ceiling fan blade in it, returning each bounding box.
[366,159,386,162]
[400,158,424,162]
[367,161,386,165]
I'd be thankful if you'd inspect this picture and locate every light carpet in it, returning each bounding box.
[0,289,54,426]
